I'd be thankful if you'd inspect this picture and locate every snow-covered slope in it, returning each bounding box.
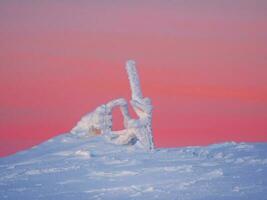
[0,133,267,200]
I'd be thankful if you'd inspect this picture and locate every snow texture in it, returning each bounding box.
[0,134,266,200]
[1,60,266,199]
[125,60,143,101]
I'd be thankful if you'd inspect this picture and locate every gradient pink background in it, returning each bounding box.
[1,1,267,157]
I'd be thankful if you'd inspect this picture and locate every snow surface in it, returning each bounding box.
[0,133,267,200]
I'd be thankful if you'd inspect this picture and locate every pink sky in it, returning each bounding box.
[0,1,267,156]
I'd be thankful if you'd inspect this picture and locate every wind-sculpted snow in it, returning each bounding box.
[0,134,267,200]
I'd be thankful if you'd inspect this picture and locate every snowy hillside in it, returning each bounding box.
[0,133,266,200]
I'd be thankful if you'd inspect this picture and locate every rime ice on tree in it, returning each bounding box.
[71,60,154,151]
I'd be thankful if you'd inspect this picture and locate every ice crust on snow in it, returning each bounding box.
[0,133,267,200]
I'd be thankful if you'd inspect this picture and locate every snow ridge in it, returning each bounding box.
[0,133,266,200]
